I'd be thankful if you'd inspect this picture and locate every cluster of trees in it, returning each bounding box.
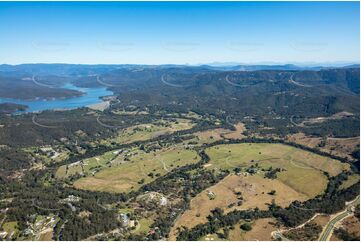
[0,167,128,240]
[0,109,115,147]
[283,222,322,241]
[0,75,83,101]
[176,207,272,240]
[0,102,27,114]
[264,167,282,179]
[334,227,359,241]
[0,148,33,175]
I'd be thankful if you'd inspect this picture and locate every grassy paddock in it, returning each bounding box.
[114,118,194,144]
[339,174,360,190]
[73,145,199,193]
[205,143,348,198]
[169,173,307,235]
[228,218,278,241]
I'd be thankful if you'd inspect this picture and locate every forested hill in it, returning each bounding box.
[0,65,359,146]
[0,64,359,119]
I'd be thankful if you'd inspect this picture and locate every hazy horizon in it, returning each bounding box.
[0,61,359,67]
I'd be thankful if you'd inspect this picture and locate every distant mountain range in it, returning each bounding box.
[0,63,359,76]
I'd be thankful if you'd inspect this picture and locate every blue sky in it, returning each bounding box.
[0,1,359,65]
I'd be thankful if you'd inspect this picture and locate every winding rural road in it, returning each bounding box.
[161,74,190,88]
[225,74,250,88]
[96,115,122,129]
[288,73,313,88]
[318,195,359,241]
[96,75,116,87]
[32,75,56,88]
[32,115,60,129]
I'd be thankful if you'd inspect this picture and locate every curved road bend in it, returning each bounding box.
[288,74,313,88]
[318,195,359,241]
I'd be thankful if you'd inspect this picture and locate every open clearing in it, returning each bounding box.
[228,218,278,241]
[223,123,246,139]
[339,174,360,190]
[286,132,360,160]
[194,123,246,144]
[312,214,332,227]
[73,145,199,193]
[169,173,307,236]
[114,118,194,144]
[205,143,349,197]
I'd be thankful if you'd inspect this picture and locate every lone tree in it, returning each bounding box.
[240,223,252,231]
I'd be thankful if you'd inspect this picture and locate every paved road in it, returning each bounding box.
[225,74,249,88]
[318,196,359,241]
[96,115,121,129]
[96,75,115,87]
[32,115,59,129]
[32,75,55,88]
[161,74,189,88]
[288,74,312,88]
[272,196,359,241]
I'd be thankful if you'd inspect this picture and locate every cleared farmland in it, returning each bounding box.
[205,143,349,197]
[72,145,199,193]
[169,142,350,238]
[114,118,194,144]
[169,173,307,235]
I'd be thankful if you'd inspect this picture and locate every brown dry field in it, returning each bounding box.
[286,132,322,148]
[330,233,341,240]
[312,214,331,227]
[169,174,307,239]
[206,143,347,197]
[194,123,246,143]
[194,128,228,143]
[223,123,246,139]
[286,132,360,160]
[339,174,360,190]
[38,229,53,241]
[323,138,360,160]
[228,218,278,241]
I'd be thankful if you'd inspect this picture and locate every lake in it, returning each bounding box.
[0,83,114,113]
